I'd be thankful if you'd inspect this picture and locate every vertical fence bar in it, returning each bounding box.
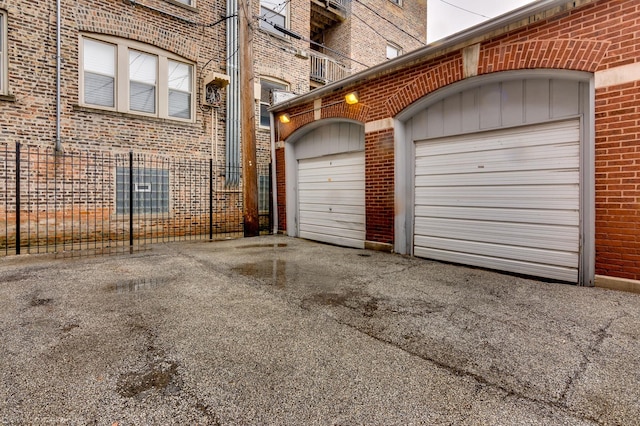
[15,143,21,255]
[129,151,133,248]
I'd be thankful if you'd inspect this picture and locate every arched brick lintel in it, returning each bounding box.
[278,103,369,141]
[386,39,610,117]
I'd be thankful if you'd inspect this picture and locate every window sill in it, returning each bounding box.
[258,28,291,44]
[0,94,16,102]
[73,104,199,128]
[164,0,198,13]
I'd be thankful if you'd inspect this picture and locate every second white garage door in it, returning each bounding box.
[298,152,365,249]
[414,119,580,282]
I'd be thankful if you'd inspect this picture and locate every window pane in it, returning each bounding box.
[84,39,116,75]
[169,90,191,119]
[130,51,157,85]
[83,39,116,107]
[130,51,157,113]
[130,81,156,113]
[259,6,286,36]
[175,0,192,4]
[116,167,169,214]
[260,103,270,127]
[85,73,115,107]
[386,44,400,59]
[168,60,191,92]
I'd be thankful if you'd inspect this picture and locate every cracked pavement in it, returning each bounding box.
[1,235,639,424]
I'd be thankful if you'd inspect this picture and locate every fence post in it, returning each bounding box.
[15,143,20,255]
[129,151,133,247]
[209,158,213,240]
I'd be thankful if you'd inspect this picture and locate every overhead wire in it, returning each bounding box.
[438,0,490,19]
[352,0,426,46]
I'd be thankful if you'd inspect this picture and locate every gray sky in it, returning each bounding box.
[428,0,538,43]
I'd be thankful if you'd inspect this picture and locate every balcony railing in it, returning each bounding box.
[309,51,350,85]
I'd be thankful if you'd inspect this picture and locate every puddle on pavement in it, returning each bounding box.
[108,277,170,293]
[117,360,181,398]
[237,243,288,249]
[232,259,289,287]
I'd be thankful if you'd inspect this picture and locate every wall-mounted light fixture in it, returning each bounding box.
[345,91,359,105]
[279,113,291,124]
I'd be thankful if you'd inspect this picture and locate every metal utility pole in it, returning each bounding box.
[239,0,259,237]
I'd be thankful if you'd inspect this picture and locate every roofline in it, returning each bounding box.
[271,0,590,112]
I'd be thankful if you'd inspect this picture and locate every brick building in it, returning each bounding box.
[271,0,640,289]
[0,0,426,253]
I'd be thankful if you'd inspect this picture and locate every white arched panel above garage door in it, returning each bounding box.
[414,119,580,282]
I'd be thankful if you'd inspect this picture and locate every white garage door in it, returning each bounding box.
[298,152,365,249]
[414,120,580,282]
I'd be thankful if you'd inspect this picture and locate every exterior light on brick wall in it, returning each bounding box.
[279,113,291,123]
[345,92,359,105]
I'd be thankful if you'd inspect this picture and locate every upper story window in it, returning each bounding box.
[259,0,288,38]
[80,34,194,122]
[389,0,402,5]
[0,11,7,95]
[386,42,402,60]
[173,0,193,5]
[260,78,288,128]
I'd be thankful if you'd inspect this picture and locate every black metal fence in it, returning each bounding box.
[1,143,272,257]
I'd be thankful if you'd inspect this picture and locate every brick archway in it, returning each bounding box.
[386,39,610,117]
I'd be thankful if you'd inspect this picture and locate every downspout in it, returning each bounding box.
[55,0,62,152]
[226,0,240,186]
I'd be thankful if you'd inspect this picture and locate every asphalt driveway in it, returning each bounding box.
[1,236,639,425]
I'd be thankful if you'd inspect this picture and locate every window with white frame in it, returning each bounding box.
[260,78,288,128]
[173,0,193,6]
[1,10,7,95]
[386,42,402,60]
[259,0,288,38]
[80,35,194,121]
[389,0,401,5]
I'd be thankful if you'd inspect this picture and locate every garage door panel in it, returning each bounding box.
[299,181,365,191]
[415,206,579,226]
[414,247,578,282]
[299,203,364,216]
[298,166,364,181]
[415,170,579,186]
[299,189,365,204]
[300,212,365,230]
[415,120,579,157]
[298,156,364,170]
[415,236,579,268]
[299,231,365,249]
[414,218,578,252]
[415,186,579,210]
[416,144,578,173]
[300,224,365,240]
[299,151,365,249]
[414,119,580,282]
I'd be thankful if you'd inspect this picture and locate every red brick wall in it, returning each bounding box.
[595,81,640,280]
[365,129,394,245]
[275,0,640,280]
